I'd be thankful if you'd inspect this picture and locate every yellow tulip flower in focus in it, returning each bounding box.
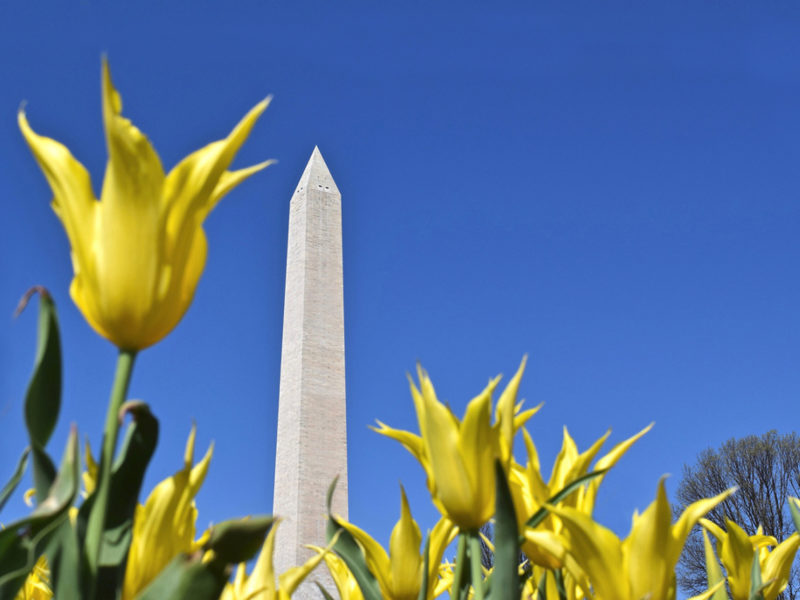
[220,519,329,600]
[701,518,800,600]
[19,59,273,350]
[122,426,213,600]
[336,487,456,600]
[373,359,538,532]
[527,479,733,600]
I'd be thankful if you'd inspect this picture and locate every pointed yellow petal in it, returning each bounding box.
[243,519,278,597]
[545,503,628,600]
[760,533,800,600]
[582,423,653,514]
[422,384,477,529]
[337,518,393,595]
[162,97,271,241]
[625,478,674,600]
[494,356,526,466]
[370,421,427,470]
[388,487,423,598]
[101,57,164,206]
[673,488,735,563]
[207,159,276,214]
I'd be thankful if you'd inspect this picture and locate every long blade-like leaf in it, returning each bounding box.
[491,460,521,600]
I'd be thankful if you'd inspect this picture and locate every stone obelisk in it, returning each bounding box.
[273,147,348,597]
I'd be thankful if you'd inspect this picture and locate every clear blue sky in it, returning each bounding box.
[2,2,800,592]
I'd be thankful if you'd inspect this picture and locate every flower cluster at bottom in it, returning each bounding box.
[16,360,800,600]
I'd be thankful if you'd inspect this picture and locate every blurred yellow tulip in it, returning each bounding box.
[337,487,456,600]
[122,426,212,600]
[373,359,537,531]
[220,519,327,600]
[19,59,272,350]
[527,479,733,600]
[701,518,800,600]
[308,546,364,600]
[512,424,652,568]
[15,557,52,600]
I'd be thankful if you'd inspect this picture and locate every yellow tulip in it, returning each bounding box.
[373,359,537,531]
[220,519,328,600]
[308,545,365,600]
[19,59,272,350]
[511,424,652,568]
[122,426,212,600]
[526,479,733,600]
[337,487,456,600]
[701,518,800,600]
[15,557,52,600]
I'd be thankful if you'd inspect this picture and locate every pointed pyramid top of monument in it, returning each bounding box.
[295,146,339,196]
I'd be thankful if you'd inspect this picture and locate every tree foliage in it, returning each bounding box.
[675,430,800,599]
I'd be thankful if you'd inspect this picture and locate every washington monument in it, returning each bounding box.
[272,147,348,596]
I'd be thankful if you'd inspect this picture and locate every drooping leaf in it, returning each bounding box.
[491,460,521,600]
[325,478,382,600]
[133,553,228,600]
[525,469,608,529]
[204,516,274,563]
[0,449,29,514]
[18,289,62,504]
[135,515,273,600]
[21,288,62,450]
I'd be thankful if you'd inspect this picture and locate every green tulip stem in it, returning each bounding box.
[469,533,486,600]
[84,349,137,589]
[452,535,468,597]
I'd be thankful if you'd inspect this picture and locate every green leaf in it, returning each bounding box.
[788,497,800,535]
[18,288,62,504]
[0,428,79,599]
[204,516,274,563]
[78,402,159,597]
[22,288,62,448]
[490,460,521,600]
[316,582,337,600]
[553,569,567,600]
[325,478,382,600]
[451,535,471,600]
[525,469,608,529]
[135,515,273,600]
[748,552,765,600]
[417,536,431,600]
[0,449,29,514]
[45,520,83,600]
[133,554,228,600]
[536,571,548,599]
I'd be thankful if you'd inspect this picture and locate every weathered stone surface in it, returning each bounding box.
[273,147,347,598]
